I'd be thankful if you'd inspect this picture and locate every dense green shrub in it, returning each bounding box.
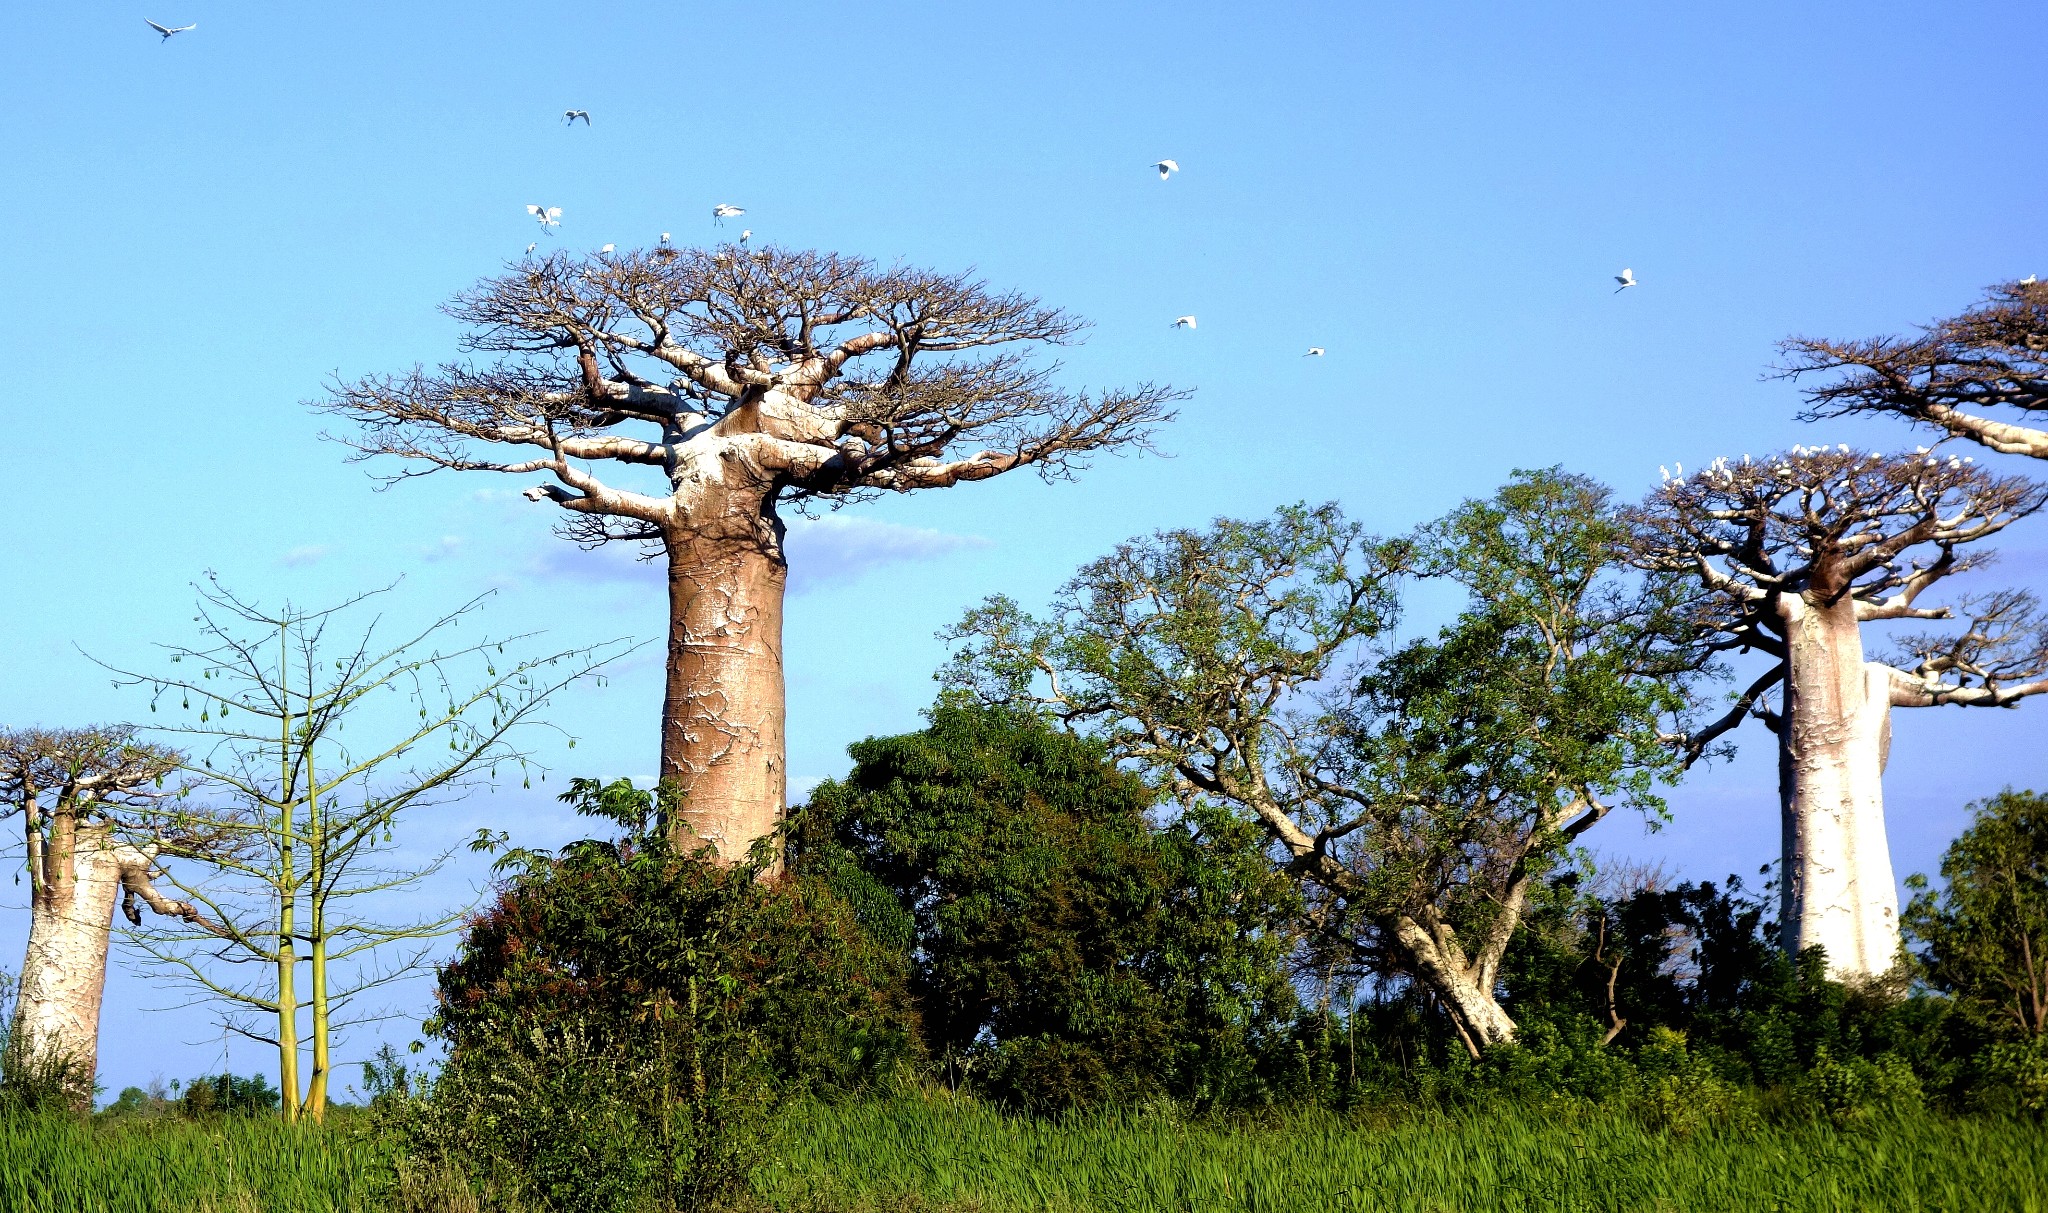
[1905,789,2048,1042]
[405,777,913,1212]
[796,704,1304,1114]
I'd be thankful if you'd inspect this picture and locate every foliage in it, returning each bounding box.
[1904,789,2048,1041]
[177,1072,285,1117]
[942,471,1712,1049]
[796,704,1302,1113]
[406,778,912,1212]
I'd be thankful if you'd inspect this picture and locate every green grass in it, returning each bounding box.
[0,1111,391,1213]
[1,1100,2042,1212]
[755,1096,2048,1213]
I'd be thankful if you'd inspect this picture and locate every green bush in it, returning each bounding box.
[796,703,1304,1114]
[405,777,912,1212]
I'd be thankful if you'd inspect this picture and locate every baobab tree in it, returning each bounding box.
[1633,446,2048,981]
[320,247,1177,860]
[0,726,213,1107]
[1783,278,2048,460]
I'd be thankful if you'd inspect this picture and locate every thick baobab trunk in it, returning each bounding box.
[660,495,788,864]
[13,823,159,1105]
[1776,593,1900,981]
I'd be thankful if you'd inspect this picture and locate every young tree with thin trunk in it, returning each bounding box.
[102,580,626,1121]
[944,473,1706,1052]
[0,727,212,1108]
[1632,446,2048,981]
[1783,278,2048,461]
[318,246,1178,861]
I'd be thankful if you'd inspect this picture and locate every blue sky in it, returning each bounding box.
[2,2,2044,1098]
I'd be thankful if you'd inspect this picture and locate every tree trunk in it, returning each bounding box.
[13,822,148,1108]
[1391,916,1518,1055]
[1776,592,1900,981]
[660,493,788,865]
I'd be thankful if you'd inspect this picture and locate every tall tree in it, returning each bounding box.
[320,247,1178,860]
[945,473,1704,1051]
[1903,789,2048,1041]
[1783,278,2048,460]
[103,580,625,1121]
[0,727,211,1108]
[1632,447,2048,980]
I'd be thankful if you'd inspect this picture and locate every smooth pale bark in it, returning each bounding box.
[14,824,182,1106]
[1389,887,1531,1055]
[1775,593,1901,981]
[660,493,788,864]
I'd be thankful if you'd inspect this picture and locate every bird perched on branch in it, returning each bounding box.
[1151,160,1179,180]
[146,19,196,40]
[600,244,615,254]
[526,205,562,232]
[563,110,590,125]
[1172,316,1197,329]
[713,204,746,225]
[1614,268,1638,293]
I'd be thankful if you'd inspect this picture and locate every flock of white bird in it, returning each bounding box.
[143,20,1640,360]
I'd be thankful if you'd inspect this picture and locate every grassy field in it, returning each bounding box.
[758,1097,2048,1213]
[1,1099,2043,1212]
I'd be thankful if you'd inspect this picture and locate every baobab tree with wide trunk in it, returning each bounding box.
[1782,278,2048,461]
[1633,446,2048,981]
[321,247,1178,861]
[0,727,213,1108]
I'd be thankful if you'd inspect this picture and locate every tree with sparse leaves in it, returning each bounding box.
[320,247,1179,862]
[1784,278,2048,461]
[1632,447,2048,980]
[103,580,626,1121]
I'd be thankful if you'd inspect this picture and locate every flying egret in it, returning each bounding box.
[713,204,745,225]
[1614,268,1637,292]
[600,243,615,253]
[1303,347,1325,357]
[1151,160,1179,180]
[563,110,591,125]
[1171,316,1197,329]
[146,19,196,40]
[526,204,562,231]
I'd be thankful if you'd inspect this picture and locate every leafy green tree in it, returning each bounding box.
[945,472,1712,1052]
[796,704,1301,1112]
[1905,790,2048,1040]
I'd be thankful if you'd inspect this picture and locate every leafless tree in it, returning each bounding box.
[1631,446,2048,980]
[1782,279,2048,460]
[0,727,212,1108]
[319,247,1178,862]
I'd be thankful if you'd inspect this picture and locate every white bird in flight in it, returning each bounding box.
[1304,347,1325,357]
[1614,268,1637,292]
[146,19,196,40]
[563,110,591,126]
[713,204,745,225]
[1171,316,1197,329]
[1151,160,1179,181]
[600,243,615,254]
[526,204,562,231]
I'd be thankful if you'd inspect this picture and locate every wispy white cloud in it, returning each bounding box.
[526,517,990,595]
[280,544,332,568]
